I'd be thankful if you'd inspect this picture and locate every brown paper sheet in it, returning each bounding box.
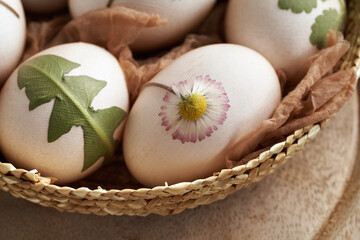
[226,32,357,167]
[22,6,221,103]
[20,5,357,172]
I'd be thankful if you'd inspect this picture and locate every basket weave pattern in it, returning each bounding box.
[0,0,360,217]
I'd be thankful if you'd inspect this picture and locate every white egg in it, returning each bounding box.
[225,0,346,79]
[0,0,26,86]
[68,0,216,52]
[0,42,129,184]
[123,44,281,187]
[21,0,67,14]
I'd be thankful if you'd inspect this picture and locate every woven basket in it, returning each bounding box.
[1,1,360,217]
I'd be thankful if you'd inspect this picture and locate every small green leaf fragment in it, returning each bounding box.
[278,0,317,14]
[310,8,346,49]
[83,107,126,170]
[18,54,126,171]
[18,56,80,111]
[48,98,77,143]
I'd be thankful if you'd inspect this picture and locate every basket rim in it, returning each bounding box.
[0,121,325,194]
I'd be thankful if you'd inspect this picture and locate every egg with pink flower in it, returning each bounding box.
[123,44,281,187]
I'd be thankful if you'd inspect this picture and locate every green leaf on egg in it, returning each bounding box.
[278,0,317,14]
[0,0,19,18]
[18,55,126,171]
[310,7,346,49]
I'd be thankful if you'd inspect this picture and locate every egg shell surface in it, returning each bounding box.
[0,0,26,85]
[68,0,216,52]
[225,0,346,79]
[0,42,129,184]
[123,44,281,187]
[21,0,67,14]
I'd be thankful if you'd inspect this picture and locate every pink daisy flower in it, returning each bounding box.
[158,75,230,144]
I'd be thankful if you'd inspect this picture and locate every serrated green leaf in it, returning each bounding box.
[278,0,317,14]
[0,0,19,18]
[310,8,346,49]
[18,55,126,171]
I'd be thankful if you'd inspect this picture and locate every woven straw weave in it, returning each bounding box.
[1,0,360,217]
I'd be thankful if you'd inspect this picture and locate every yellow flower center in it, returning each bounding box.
[178,94,207,121]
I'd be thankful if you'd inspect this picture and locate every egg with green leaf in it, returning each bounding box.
[0,43,129,184]
[225,0,346,80]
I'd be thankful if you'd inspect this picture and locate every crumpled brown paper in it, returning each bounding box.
[22,6,221,103]
[226,31,357,167]
[21,5,357,170]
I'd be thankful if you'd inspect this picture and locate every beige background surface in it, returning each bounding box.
[0,95,359,240]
